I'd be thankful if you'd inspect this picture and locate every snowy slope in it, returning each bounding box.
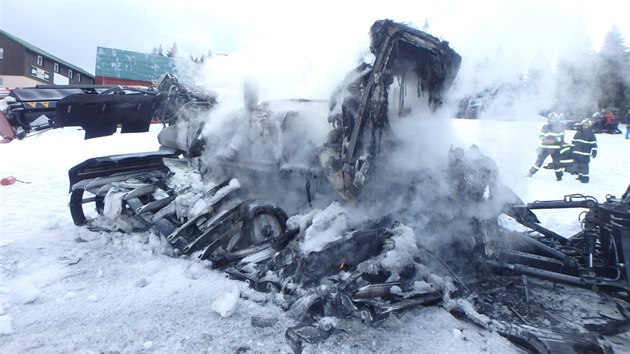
[0,119,629,354]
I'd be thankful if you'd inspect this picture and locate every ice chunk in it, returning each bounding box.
[211,286,240,317]
[103,189,126,219]
[9,279,40,304]
[300,202,349,254]
[381,225,421,275]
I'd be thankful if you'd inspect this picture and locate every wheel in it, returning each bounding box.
[69,189,87,225]
[238,204,288,249]
[69,188,104,225]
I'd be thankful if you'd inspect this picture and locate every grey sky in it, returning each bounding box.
[1,0,629,81]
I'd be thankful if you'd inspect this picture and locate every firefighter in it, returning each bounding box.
[527,113,566,181]
[572,119,598,183]
[603,111,615,133]
[558,141,575,174]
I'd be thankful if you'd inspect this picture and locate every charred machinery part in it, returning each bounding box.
[285,320,336,354]
[322,19,462,200]
[0,84,124,140]
[267,215,395,286]
[0,74,217,141]
[152,73,218,126]
[496,190,630,293]
[69,152,293,265]
[218,216,450,354]
[274,220,447,353]
[53,86,162,139]
[67,150,179,225]
[459,275,624,354]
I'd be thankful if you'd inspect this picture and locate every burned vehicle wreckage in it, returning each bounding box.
[2,20,630,353]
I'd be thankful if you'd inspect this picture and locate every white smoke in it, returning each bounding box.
[160,0,630,125]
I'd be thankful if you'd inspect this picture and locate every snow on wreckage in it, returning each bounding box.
[2,19,630,353]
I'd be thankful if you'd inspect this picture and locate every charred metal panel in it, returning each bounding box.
[55,92,161,138]
[322,19,462,200]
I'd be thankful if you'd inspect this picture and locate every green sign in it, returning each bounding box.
[31,66,50,81]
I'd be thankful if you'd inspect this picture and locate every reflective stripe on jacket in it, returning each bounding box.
[572,128,597,156]
[539,123,565,149]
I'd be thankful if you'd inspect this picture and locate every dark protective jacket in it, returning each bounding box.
[572,127,598,159]
[539,122,565,149]
[559,142,574,167]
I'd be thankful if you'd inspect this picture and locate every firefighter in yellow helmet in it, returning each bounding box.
[527,113,566,181]
[572,119,598,183]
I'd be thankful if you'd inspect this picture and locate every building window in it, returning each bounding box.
[37,55,43,66]
[53,63,59,73]
[68,69,73,79]
[0,48,4,59]
[77,73,81,82]
[0,77,3,86]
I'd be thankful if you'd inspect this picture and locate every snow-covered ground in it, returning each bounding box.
[0,119,629,354]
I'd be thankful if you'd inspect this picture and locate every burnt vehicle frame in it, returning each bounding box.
[2,19,630,354]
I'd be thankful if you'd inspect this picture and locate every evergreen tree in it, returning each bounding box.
[189,54,207,63]
[596,26,629,116]
[166,42,179,58]
[152,42,214,64]
[422,20,430,32]
[151,44,164,56]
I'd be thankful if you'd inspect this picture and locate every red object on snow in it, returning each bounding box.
[1,176,17,185]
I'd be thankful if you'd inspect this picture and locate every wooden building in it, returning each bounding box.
[0,29,95,88]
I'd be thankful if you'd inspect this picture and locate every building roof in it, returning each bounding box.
[95,46,176,82]
[0,29,94,78]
